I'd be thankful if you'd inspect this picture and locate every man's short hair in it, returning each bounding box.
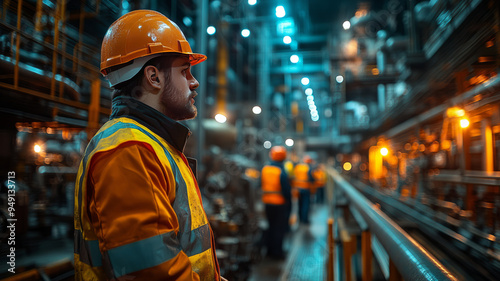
[111,55,178,100]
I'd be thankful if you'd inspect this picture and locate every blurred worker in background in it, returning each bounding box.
[74,10,224,281]
[312,163,327,204]
[261,146,292,259]
[292,155,315,224]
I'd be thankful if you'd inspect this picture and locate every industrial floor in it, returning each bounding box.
[248,203,331,281]
[0,204,332,281]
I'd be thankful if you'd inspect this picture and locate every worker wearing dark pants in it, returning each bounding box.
[293,156,315,224]
[261,146,291,259]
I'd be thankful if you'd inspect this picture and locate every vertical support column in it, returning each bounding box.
[407,0,419,54]
[338,217,353,281]
[257,24,271,161]
[327,218,334,281]
[87,79,101,140]
[462,124,473,214]
[215,21,229,117]
[196,0,208,164]
[389,259,403,281]
[51,0,62,97]
[482,118,494,173]
[14,0,23,88]
[57,0,66,98]
[1,0,10,21]
[361,230,372,281]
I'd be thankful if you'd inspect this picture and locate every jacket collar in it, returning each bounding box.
[109,96,191,153]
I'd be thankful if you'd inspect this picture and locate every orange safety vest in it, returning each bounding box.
[313,168,326,188]
[261,165,286,205]
[292,163,311,190]
[74,116,219,280]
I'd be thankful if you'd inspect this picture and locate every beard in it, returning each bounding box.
[159,86,198,121]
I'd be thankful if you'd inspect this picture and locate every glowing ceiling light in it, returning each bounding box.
[343,162,352,171]
[248,0,257,5]
[336,75,344,83]
[183,17,192,27]
[305,88,313,95]
[380,147,389,156]
[343,21,351,30]
[460,118,470,128]
[285,138,294,147]
[252,105,262,114]
[207,26,216,35]
[263,140,272,149]
[283,36,292,44]
[241,28,250,37]
[290,54,299,63]
[215,113,227,123]
[34,144,41,153]
[275,6,286,18]
[301,77,310,85]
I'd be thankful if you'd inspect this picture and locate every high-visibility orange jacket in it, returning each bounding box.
[292,163,313,190]
[74,96,220,281]
[261,161,291,205]
[312,168,327,188]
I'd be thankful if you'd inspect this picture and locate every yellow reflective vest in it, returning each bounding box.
[74,97,220,280]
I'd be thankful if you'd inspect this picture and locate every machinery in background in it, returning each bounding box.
[199,147,263,281]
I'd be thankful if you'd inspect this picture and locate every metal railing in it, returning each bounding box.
[327,168,458,281]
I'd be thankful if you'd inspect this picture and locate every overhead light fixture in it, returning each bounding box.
[215,113,227,123]
[343,21,351,30]
[305,88,313,95]
[248,0,257,5]
[241,28,250,37]
[283,36,292,44]
[252,106,262,114]
[343,162,352,171]
[460,118,470,128]
[285,138,294,147]
[207,26,216,35]
[183,17,192,27]
[301,77,310,85]
[263,140,272,149]
[336,75,344,83]
[290,54,299,63]
[275,5,286,18]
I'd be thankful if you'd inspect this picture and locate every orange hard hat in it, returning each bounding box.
[270,146,287,162]
[101,10,207,86]
[303,155,313,164]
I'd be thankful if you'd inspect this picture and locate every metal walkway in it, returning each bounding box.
[249,204,330,281]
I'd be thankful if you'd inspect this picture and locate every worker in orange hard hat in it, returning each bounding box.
[74,10,224,281]
[261,146,292,259]
[292,155,315,224]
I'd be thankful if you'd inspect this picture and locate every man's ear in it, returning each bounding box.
[144,65,162,90]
